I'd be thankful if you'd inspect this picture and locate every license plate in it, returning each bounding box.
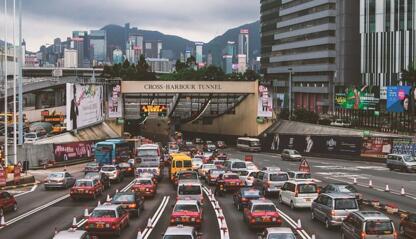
[96,224,104,229]
[182,217,189,222]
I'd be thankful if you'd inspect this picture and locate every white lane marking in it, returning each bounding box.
[14,184,38,198]
[274,207,311,239]
[76,179,137,228]
[201,186,229,239]
[142,196,170,239]
[0,194,70,228]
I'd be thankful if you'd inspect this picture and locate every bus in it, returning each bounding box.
[236,137,261,152]
[95,139,132,165]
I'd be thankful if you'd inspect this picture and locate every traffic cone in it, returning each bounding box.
[0,216,5,227]
[146,218,153,229]
[106,194,111,202]
[72,217,77,228]
[369,180,373,188]
[116,189,119,193]
[297,219,302,230]
[97,200,101,206]
[84,208,89,217]
[311,235,316,239]
[385,185,390,192]
[353,178,357,185]
[401,187,406,196]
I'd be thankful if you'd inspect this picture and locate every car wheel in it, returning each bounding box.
[12,203,17,212]
[290,201,295,210]
[325,218,331,229]
[311,210,315,220]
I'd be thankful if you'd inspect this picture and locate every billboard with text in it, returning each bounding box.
[335,85,379,110]
[386,86,412,112]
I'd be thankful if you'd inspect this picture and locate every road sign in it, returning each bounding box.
[0,166,6,187]
[299,159,311,172]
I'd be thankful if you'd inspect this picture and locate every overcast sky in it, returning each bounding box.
[0,0,259,52]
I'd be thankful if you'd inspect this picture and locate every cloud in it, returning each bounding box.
[17,0,259,51]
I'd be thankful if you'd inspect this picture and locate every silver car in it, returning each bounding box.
[44,172,76,190]
[341,211,396,239]
[311,193,359,228]
[258,227,296,239]
[53,229,89,239]
[386,154,416,172]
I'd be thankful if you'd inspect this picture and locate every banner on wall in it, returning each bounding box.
[66,84,103,131]
[335,85,379,110]
[108,84,123,118]
[54,141,95,162]
[360,137,392,158]
[386,86,412,112]
[391,138,416,156]
[258,85,273,118]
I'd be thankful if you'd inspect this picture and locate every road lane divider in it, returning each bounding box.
[202,186,230,239]
[140,196,170,239]
[275,207,311,239]
[13,184,38,198]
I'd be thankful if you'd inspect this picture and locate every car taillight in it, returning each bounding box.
[360,232,366,239]
[331,210,336,216]
[129,203,136,208]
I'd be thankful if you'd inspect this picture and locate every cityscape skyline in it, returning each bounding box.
[6,0,260,51]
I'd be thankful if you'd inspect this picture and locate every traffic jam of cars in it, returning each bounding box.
[1,136,415,239]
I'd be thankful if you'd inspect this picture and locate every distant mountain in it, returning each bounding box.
[204,20,260,66]
[101,20,260,66]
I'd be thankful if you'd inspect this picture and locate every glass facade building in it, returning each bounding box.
[89,30,107,63]
[360,0,416,86]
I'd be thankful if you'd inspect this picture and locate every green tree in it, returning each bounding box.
[244,69,258,81]
[175,60,187,72]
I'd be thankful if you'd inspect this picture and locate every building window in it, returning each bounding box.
[369,0,376,32]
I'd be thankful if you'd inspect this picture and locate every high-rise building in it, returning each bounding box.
[222,41,235,74]
[64,49,78,68]
[72,31,87,67]
[146,58,173,73]
[185,49,192,61]
[89,30,107,63]
[238,29,249,64]
[360,0,415,86]
[207,52,213,66]
[263,0,360,113]
[144,40,162,58]
[195,42,204,66]
[113,49,123,64]
[157,41,163,58]
[126,34,144,63]
[260,0,280,78]
[237,54,247,73]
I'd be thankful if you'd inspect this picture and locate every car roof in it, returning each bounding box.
[53,229,87,238]
[94,204,121,210]
[178,179,201,185]
[164,225,194,235]
[224,172,238,176]
[139,144,159,148]
[136,177,153,181]
[177,171,197,174]
[102,165,116,168]
[251,199,274,205]
[286,180,316,185]
[49,172,66,175]
[355,211,391,221]
[288,171,310,174]
[175,200,198,205]
[321,193,356,199]
[266,227,294,234]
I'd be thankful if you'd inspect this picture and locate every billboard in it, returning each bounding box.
[140,105,168,118]
[386,86,412,112]
[391,138,416,156]
[258,85,273,118]
[108,84,123,118]
[361,137,392,158]
[335,85,379,110]
[66,83,103,131]
[54,141,95,162]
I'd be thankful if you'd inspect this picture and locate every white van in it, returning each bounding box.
[177,179,204,205]
[237,137,261,152]
[278,181,319,209]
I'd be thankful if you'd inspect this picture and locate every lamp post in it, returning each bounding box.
[288,68,293,119]
[4,0,8,167]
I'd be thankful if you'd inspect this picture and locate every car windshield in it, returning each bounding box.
[365,220,394,235]
[334,198,358,210]
[118,163,130,168]
[174,204,199,212]
[270,174,289,181]
[211,170,225,176]
[203,164,216,169]
[403,155,416,162]
[91,209,116,218]
[233,162,247,169]
[242,190,261,198]
[178,185,202,195]
[112,194,134,202]
[84,172,99,179]
[296,173,312,179]
[163,236,192,239]
[268,234,296,239]
[48,173,64,178]
[138,149,158,157]
[101,166,115,172]
[183,161,192,167]
[298,184,317,193]
[252,204,276,212]
[75,181,93,187]
[186,142,193,146]
[238,171,249,176]
[338,185,358,193]
[178,172,198,180]
[224,174,239,180]
[137,179,152,185]
[192,158,203,163]
[86,163,99,168]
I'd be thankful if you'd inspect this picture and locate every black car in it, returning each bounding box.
[233,188,262,211]
[84,162,101,174]
[111,192,144,217]
[84,172,111,190]
[117,162,135,177]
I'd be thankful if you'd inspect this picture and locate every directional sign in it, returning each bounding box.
[299,159,311,173]
[140,105,167,118]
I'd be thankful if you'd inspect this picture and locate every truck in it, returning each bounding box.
[135,144,163,181]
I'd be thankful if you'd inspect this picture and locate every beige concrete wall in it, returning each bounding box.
[105,119,123,136]
[181,81,274,137]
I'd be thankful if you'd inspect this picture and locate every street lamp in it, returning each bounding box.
[288,68,293,119]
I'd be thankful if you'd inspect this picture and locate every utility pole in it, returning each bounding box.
[288,68,293,119]
[13,0,17,164]
[18,0,23,146]
[4,0,8,167]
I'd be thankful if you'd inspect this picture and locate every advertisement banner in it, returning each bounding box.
[386,86,412,112]
[14,165,21,184]
[258,85,273,118]
[108,84,123,118]
[335,85,380,110]
[66,84,103,131]
[0,166,6,187]
[361,137,392,158]
[269,134,361,156]
[391,138,416,156]
[54,141,95,162]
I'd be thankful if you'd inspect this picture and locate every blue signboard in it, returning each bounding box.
[386,86,412,112]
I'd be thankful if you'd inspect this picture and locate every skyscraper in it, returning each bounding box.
[144,40,162,58]
[195,42,204,67]
[89,30,107,63]
[112,49,123,64]
[72,31,87,67]
[64,49,78,68]
[126,34,144,63]
[237,54,247,73]
[222,41,235,74]
[238,29,249,64]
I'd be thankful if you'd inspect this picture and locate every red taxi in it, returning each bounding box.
[85,204,129,236]
[70,179,103,200]
[223,172,243,191]
[243,199,282,229]
[131,177,157,198]
[137,172,158,185]
[0,191,17,215]
[170,200,203,228]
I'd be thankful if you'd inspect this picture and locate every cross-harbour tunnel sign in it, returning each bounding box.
[121,81,257,94]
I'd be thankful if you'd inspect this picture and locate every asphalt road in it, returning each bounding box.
[1,149,414,239]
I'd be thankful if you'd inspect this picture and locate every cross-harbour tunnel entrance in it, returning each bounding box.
[121,80,274,141]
